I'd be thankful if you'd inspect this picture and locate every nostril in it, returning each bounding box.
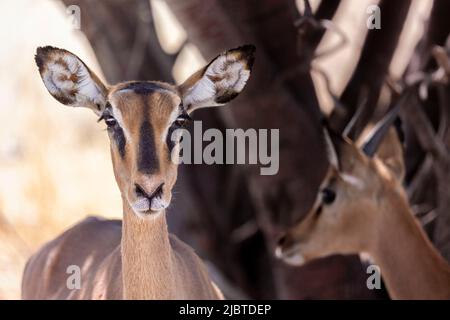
[153,183,164,199]
[134,183,147,199]
[134,183,164,201]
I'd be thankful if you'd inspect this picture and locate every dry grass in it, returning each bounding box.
[0,0,121,299]
[0,0,200,299]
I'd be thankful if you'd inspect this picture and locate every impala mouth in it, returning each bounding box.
[132,198,168,217]
[131,183,169,216]
[275,244,306,266]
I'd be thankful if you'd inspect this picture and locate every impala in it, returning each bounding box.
[22,44,255,299]
[275,105,450,299]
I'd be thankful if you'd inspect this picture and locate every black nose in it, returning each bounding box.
[134,183,164,201]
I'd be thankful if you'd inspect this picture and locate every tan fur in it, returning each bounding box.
[22,212,222,299]
[277,128,450,299]
[23,45,255,300]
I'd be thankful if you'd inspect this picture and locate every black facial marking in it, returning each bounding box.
[166,110,191,156]
[166,125,178,154]
[123,82,164,95]
[112,127,126,158]
[138,121,159,174]
[100,103,126,158]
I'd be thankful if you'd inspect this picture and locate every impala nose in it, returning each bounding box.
[133,182,165,214]
[135,183,164,202]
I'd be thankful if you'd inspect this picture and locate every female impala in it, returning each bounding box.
[275,107,450,299]
[22,45,255,299]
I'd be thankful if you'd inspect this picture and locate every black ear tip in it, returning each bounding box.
[36,45,59,56]
[35,47,49,70]
[229,44,256,69]
[34,54,43,70]
[228,44,256,55]
[240,44,256,54]
[35,46,62,70]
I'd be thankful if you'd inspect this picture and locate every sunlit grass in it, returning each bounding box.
[0,0,121,299]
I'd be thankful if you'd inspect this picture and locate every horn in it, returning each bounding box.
[323,127,340,170]
[361,98,403,157]
[342,96,366,139]
[321,119,341,170]
[343,87,368,140]
[303,0,313,17]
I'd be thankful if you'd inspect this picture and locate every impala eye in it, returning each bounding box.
[321,188,336,205]
[174,113,192,127]
[104,115,117,127]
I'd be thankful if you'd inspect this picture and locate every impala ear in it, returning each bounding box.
[322,120,363,174]
[35,46,108,115]
[360,101,404,181]
[178,45,255,113]
[374,126,405,181]
[322,125,341,170]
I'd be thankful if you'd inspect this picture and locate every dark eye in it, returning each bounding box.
[174,113,192,127]
[104,115,117,127]
[321,188,336,205]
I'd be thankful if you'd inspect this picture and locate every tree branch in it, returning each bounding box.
[331,0,412,138]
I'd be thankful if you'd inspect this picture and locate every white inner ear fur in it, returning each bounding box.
[184,75,216,109]
[207,55,250,92]
[340,173,365,190]
[44,54,105,111]
[184,54,250,110]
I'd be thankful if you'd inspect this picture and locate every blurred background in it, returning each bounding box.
[0,0,449,299]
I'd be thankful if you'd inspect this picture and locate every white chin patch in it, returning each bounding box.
[283,253,305,266]
[150,196,168,211]
[131,197,150,213]
[131,196,169,219]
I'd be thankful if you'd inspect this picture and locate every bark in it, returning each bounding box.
[61,0,174,83]
[331,0,411,139]
[56,0,446,299]
[401,0,450,260]
[166,0,380,299]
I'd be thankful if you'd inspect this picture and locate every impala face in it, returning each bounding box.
[275,118,406,266]
[35,45,254,218]
[103,82,184,216]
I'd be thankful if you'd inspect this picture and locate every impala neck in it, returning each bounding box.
[369,192,450,299]
[121,199,176,299]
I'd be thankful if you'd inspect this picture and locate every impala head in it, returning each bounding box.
[35,45,255,218]
[275,105,406,266]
